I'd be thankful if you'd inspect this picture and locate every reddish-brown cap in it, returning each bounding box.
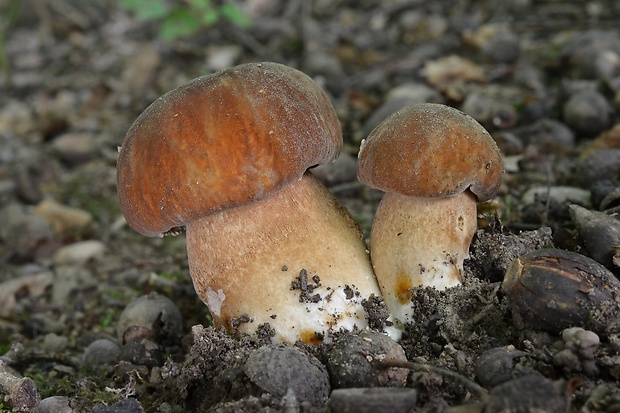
[357,103,502,201]
[117,62,342,237]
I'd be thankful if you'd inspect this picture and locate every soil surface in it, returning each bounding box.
[1,0,620,412]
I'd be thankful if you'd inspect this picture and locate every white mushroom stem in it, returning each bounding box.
[186,172,397,344]
[369,190,478,327]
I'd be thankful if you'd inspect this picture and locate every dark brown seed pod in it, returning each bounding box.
[502,249,620,337]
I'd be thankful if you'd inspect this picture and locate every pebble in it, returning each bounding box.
[327,388,417,413]
[0,203,55,261]
[303,49,349,96]
[474,347,529,388]
[50,132,101,165]
[0,268,53,318]
[82,338,121,372]
[482,29,521,65]
[422,55,487,98]
[520,186,590,209]
[117,293,183,344]
[460,92,518,130]
[591,180,620,212]
[92,398,144,413]
[600,184,620,211]
[485,374,571,412]
[575,148,620,187]
[205,45,242,72]
[562,89,614,138]
[43,333,69,354]
[52,240,106,266]
[244,344,330,407]
[362,82,444,136]
[328,330,408,388]
[35,198,92,237]
[312,151,358,187]
[119,338,164,368]
[506,118,575,152]
[562,30,620,80]
[0,99,35,138]
[51,265,97,305]
[15,153,61,204]
[569,204,620,272]
[0,178,16,200]
[36,396,75,413]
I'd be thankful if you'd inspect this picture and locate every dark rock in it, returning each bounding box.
[117,293,183,345]
[244,344,330,407]
[563,90,614,138]
[92,398,144,413]
[83,338,121,373]
[327,387,417,413]
[328,330,408,388]
[119,338,164,368]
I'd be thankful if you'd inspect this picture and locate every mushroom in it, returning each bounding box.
[357,103,503,326]
[117,62,387,344]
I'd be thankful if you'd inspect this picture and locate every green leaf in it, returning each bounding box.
[189,0,212,11]
[119,0,143,12]
[159,8,201,40]
[120,0,169,21]
[137,0,170,21]
[200,9,219,26]
[219,3,252,29]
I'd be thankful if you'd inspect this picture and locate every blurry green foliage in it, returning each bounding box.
[119,0,251,40]
[0,0,20,85]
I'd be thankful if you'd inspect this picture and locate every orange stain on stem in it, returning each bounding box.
[395,271,414,304]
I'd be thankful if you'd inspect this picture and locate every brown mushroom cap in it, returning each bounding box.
[117,62,342,237]
[357,103,502,201]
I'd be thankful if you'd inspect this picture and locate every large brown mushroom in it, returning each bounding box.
[357,103,503,327]
[117,62,386,344]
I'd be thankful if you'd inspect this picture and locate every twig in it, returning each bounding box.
[0,361,40,412]
[0,336,41,411]
[541,156,553,226]
[370,358,489,402]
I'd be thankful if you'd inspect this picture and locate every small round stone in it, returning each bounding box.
[83,338,121,372]
[563,90,613,138]
[474,347,529,388]
[119,338,164,368]
[486,374,570,412]
[328,330,408,388]
[117,293,183,344]
[92,398,144,413]
[244,344,330,407]
[37,396,75,413]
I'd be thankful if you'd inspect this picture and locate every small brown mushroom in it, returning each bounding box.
[357,103,503,326]
[117,62,386,344]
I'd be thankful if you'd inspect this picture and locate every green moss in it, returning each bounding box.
[24,368,125,411]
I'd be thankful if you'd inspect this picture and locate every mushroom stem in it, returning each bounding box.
[369,190,477,326]
[186,172,389,344]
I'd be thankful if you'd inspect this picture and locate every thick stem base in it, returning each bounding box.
[187,173,387,343]
[369,191,477,326]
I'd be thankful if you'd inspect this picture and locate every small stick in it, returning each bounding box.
[0,336,41,411]
[371,358,489,402]
[0,361,40,411]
